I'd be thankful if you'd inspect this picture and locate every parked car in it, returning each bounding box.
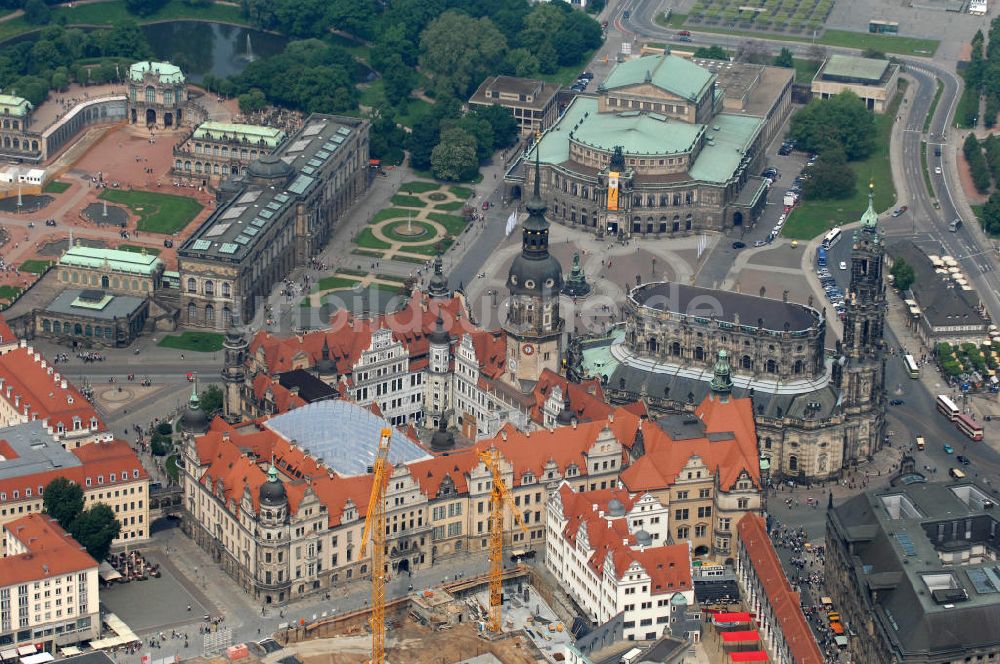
[957,455,971,465]
[732,241,746,249]
[935,166,942,174]
[944,444,954,454]
[45,219,57,226]
[891,206,908,217]
[754,239,768,247]
[889,399,904,406]
[163,239,174,248]
[839,261,848,270]
[579,71,594,80]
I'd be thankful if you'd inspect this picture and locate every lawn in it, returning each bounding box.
[654,11,688,28]
[157,331,225,353]
[540,50,596,86]
[925,79,944,133]
[372,207,412,223]
[42,181,70,194]
[404,237,453,256]
[351,248,384,258]
[355,227,392,250]
[435,200,466,211]
[449,185,474,199]
[399,181,443,194]
[19,259,53,274]
[395,98,435,129]
[383,219,437,242]
[319,276,362,290]
[98,189,203,234]
[0,0,246,41]
[117,244,161,256]
[782,93,902,240]
[427,212,468,235]
[920,141,934,198]
[339,268,369,277]
[792,58,821,84]
[165,455,180,484]
[393,254,429,264]
[0,285,21,301]
[390,194,428,208]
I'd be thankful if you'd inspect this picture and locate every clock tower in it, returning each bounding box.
[503,152,564,390]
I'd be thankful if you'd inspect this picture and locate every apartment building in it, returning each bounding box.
[0,514,100,651]
[0,341,105,448]
[0,422,150,543]
[546,483,695,641]
[734,513,823,664]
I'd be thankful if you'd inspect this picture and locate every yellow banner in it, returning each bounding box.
[608,171,619,211]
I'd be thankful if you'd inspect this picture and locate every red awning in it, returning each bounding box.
[721,630,761,643]
[713,612,752,624]
[730,652,769,662]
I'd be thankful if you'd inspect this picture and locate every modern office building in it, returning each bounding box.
[826,480,1000,663]
[811,55,900,113]
[468,76,562,136]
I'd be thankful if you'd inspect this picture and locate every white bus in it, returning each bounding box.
[903,354,920,378]
[936,394,960,421]
[822,227,842,249]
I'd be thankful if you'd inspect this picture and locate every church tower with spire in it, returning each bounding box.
[838,184,887,460]
[503,152,565,391]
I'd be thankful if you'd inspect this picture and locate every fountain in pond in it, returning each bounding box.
[102,199,108,218]
[244,34,255,63]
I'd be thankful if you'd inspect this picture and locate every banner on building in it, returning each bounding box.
[607,171,620,211]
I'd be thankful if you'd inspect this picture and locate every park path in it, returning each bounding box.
[360,186,470,262]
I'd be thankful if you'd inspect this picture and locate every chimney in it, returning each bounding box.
[19,339,26,348]
[608,413,614,423]
[608,521,612,529]
[592,503,598,511]
[572,420,578,430]
[60,379,67,389]
[40,360,46,370]
[622,538,628,545]
[222,431,230,441]
[598,510,605,518]
[33,352,40,362]
[54,373,60,383]
[501,430,507,441]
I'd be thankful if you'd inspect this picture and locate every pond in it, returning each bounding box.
[140,21,289,83]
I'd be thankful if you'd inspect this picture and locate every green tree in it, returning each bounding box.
[237,88,267,113]
[368,108,406,165]
[789,91,876,160]
[469,104,519,150]
[502,48,540,77]
[890,257,915,291]
[156,421,173,436]
[774,47,794,68]
[50,69,69,92]
[326,0,378,40]
[964,133,992,194]
[408,113,442,171]
[23,0,50,25]
[552,10,604,66]
[43,477,83,531]
[70,504,121,561]
[693,45,730,60]
[101,20,153,59]
[124,0,167,16]
[861,48,887,59]
[419,11,508,100]
[981,190,1000,235]
[371,22,416,70]
[455,114,495,161]
[431,127,479,181]
[801,148,855,200]
[381,55,415,106]
[200,384,223,415]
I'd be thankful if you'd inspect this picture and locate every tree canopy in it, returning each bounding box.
[70,504,121,562]
[431,127,479,181]
[788,91,876,160]
[801,148,855,200]
[43,477,84,531]
[419,12,508,99]
[200,384,224,416]
[774,47,794,68]
[890,258,915,291]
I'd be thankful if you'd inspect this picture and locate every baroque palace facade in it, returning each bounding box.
[503,53,793,236]
[180,356,762,605]
[572,196,887,482]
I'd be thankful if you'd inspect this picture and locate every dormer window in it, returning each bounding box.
[90,417,98,429]
[97,475,104,485]
[110,473,116,482]
[57,423,64,434]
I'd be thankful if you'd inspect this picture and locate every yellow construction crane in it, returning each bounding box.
[478,447,528,633]
[360,427,393,664]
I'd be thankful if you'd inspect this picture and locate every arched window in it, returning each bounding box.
[145,86,155,103]
[647,338,658,353]
[222,282,231,298]
[223,307,232,328]
[671,341,681,356]
[101,275,109,288]
[685,213,693,230]
[794,359,804,374]
[672,215,680,232]
[789,455,798,472]
[187,303,197,323]
[766,359,777,373]
[74,323,83,335]
[204,280,215,296]
[42,319,50,332]
[205,304,215,325]
[741,355,752,370]
[53,321,61,334]
[187,278,197,293]
[694,346,705,361]
[818,454,828,472]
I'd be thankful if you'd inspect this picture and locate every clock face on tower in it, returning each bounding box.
[522,343,535,356]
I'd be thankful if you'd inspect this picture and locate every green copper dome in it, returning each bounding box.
[860,181,878,229]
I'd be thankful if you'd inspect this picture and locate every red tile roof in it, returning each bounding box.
[0,346,103,434]
[737,513,824,664]
[0,440,147,504]
[619,395,759,493]
[0,314,16,346]
[1,514,97,586]
[556,484,690,594]
[529,370,613,424]
[248,292,472,376]
[251,374,307,415]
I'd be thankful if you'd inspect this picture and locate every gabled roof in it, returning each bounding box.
[737,513,823,663]
[0,345,103,434]
[249,291,470,375]
[619,394,758,492]
[603,54,715,102]
[1,514,98,585]
[529,370,612,424]
[0,314,16,346]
